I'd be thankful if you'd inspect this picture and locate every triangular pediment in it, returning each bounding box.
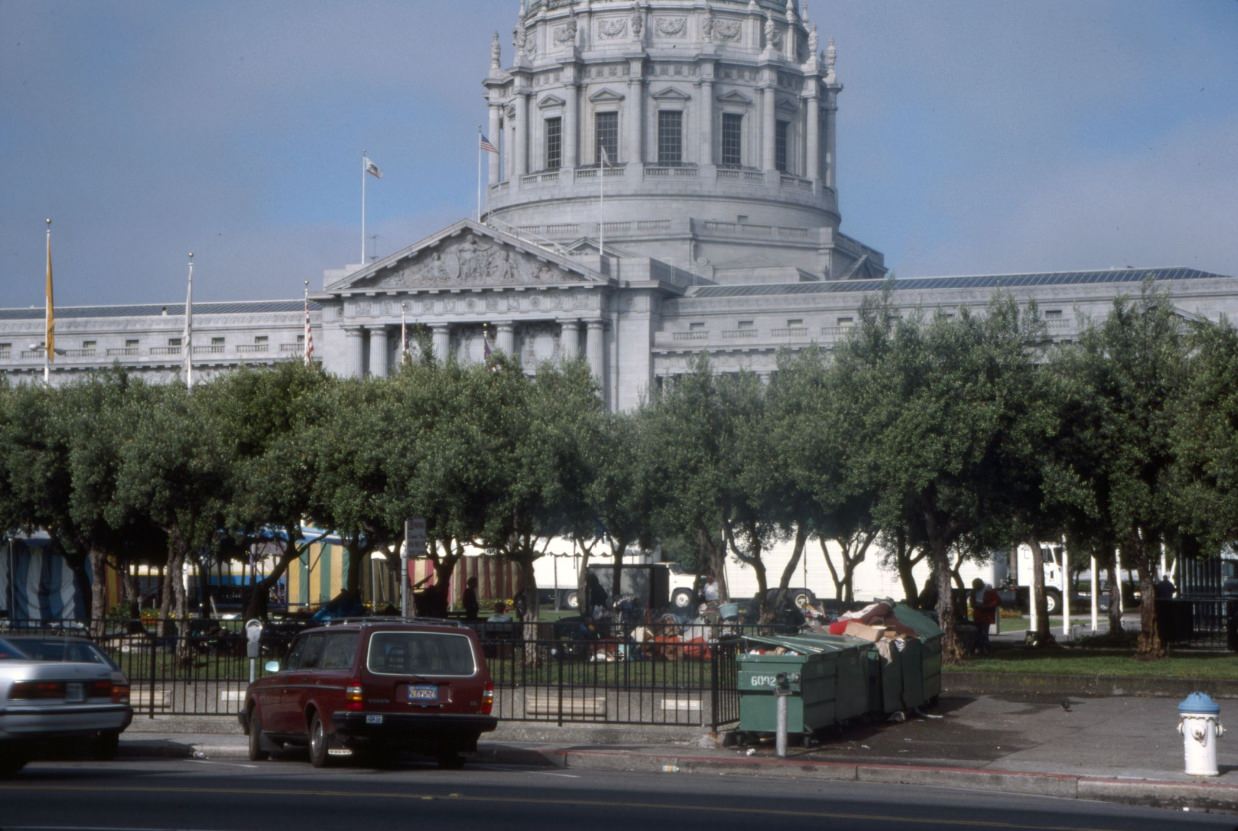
[326,220,607,293]
[589,86,626,103]
[651,86,691,101]
[775,96,799,115]
[537,94,566,109]
[716,90,753,105]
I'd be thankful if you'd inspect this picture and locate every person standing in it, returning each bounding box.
[462,576,480,620]
[971,578,1000,655]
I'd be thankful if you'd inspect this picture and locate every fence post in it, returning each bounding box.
[710,641,720,731]
[147,624,157,719]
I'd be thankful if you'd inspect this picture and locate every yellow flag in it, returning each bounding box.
[45,225,54,362]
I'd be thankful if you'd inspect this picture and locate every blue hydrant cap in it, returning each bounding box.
[1178,691,1221,715]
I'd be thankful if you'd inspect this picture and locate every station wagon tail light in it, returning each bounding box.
[481,680,494,715]
[112,681,131,704]
[345,680,364,711]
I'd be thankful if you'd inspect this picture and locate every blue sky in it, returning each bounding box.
[2,0,1236,307]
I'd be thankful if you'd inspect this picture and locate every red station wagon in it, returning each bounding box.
[239,619,496,768]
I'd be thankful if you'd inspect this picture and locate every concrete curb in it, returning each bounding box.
[535,746,1238,813]
[943,672,1238,699]
[115,736,1238,813]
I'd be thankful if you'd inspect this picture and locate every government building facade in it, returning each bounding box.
[4,0,1237,409]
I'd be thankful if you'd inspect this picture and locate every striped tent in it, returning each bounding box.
[3,534,89,622]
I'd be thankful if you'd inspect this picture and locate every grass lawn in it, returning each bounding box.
[948,636,1238,680]
[952,649,1238,680]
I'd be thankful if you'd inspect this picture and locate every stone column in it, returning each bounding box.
[496,321,515,356]
[699,78,714,166]
[627,66,644,165]
[488,104,502,184]
[824,90,838,190]
[805,89,820,184]
[368,326,389,378]
[431,324,450,364]
[586,319,605,383]
[514,89,529,179]
[560,319,580,361]
[762,82,777,172]
[345,327,366,378]
[565,82,579,169]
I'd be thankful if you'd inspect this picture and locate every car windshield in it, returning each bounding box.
[0,638,117,668]
[367,631,476,676]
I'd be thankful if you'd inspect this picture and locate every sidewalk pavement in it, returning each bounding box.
[120,692,1238,814]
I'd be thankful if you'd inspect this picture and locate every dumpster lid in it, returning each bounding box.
[891,602,943,638]
[742,633,868,655]
[1179,691,1221,715]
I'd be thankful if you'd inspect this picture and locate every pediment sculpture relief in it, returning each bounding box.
[373,235,573,290]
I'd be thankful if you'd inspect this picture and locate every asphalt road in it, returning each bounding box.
[1,757,1232,831]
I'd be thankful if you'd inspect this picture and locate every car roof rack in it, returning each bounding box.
[315,616,469,630]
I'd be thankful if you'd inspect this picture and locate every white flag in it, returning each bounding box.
[599,144,610,167]
[364,156,382,178]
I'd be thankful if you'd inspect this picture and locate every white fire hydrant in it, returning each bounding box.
[1177,691,1225,776]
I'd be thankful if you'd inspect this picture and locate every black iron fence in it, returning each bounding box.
[0,616,752,729]
[3,600,1231,725]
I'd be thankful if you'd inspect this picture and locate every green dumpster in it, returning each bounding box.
[891,603,942,703]
[737,634,868,735]
[860,603,943,715]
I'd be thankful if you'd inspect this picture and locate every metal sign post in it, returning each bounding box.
[403,518,427,617]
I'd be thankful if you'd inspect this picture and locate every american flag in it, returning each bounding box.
[479,133,498,154]
[303,284,314,366]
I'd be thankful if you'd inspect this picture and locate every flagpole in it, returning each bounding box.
[476,127,483,223]
[401,302,409,365]
[303,280,313,367]
[184,252,194,390]
[43,218,53,386]
[598,152,605,259]
[360,151,367,266]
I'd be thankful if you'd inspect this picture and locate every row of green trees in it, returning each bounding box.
[1,285,1235,662]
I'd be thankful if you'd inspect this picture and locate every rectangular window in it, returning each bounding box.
[168,337,182,348]
[545,117,562,171]
[837,316,854,329]
[721,113,743,167]
[1045,309,1063,319]
[367,631,477,677]
[689,321,705,331]
[657,110,683,165]
[125,339,139,348]
[737,320,754,330]
[595,112,618,165]
[0,343,10,359]
[775,120,789,173]
[211,336,225,346]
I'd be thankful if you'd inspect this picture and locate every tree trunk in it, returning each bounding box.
[1029,540,1053,645]
[697,527,728,601]
[1105,561,1123,634]
[933,542,963,663]
[776,525,808,593]
[1131,537,1165,658]
[89,548,108,635]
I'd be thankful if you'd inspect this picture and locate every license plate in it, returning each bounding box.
[65,683,84,703]
[408,684,439,704]
[366,714,383,725]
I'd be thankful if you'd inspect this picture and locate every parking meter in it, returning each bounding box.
[245,619,263,684]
